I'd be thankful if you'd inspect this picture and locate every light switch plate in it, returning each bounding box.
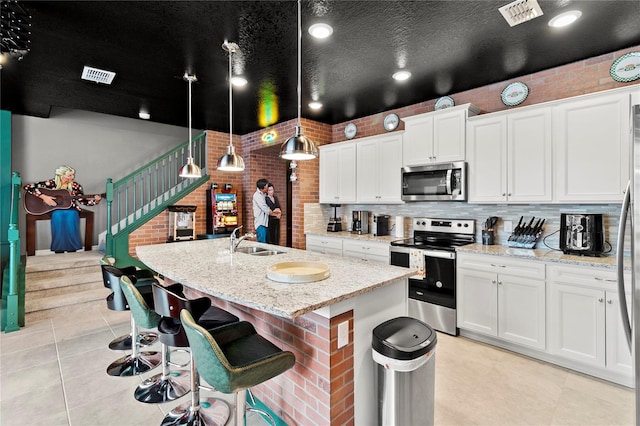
[504,220,513,233]
[338,321,349,348]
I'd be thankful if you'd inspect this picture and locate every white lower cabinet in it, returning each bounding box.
[305,235,343,256]
[342,239,389,264]
[457,253,546,350]
[548,264,632,375]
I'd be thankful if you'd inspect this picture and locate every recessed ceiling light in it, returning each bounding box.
[392,70,412,81]
[308,101,323,110]
[231,76,248,87]
[308,23,333,39]
[548,10,582,27]
[138,111,151,120]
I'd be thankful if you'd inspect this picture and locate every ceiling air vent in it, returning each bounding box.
[499,0,544,27]
[81,66,116,84]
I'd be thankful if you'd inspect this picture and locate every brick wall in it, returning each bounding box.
[129,45,639,256]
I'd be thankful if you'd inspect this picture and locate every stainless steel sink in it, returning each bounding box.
[235,246,284,256]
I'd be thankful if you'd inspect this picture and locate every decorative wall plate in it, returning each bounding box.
[435,96,455,110]
[344,123,357,139]
[383,113,400,131]
[501,82,529,106]
[610,52,640,82]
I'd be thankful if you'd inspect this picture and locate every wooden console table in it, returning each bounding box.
[26,209,94,255]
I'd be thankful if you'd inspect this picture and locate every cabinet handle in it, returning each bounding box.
[502,193,506,197]
[321,241,328,244]
[498,281,503,285]
[490,263,506,268]
[607,299,613,304]
[598,297,604,303]
[508,193,512,196]
[593,277,616,282]
[492,280,497,284]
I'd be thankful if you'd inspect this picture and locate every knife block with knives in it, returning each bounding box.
[507,216,545,248]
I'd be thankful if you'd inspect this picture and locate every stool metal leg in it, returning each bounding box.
[162,350,230,426]
[245,390,276,426]
[106,316,161,377]
[134,343,190,403]
[108,330,157,351]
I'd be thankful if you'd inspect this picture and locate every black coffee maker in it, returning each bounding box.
[560,213,605,256]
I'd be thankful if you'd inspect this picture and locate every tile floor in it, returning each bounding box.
[0,302,636,426]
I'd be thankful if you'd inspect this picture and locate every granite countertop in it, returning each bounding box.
[305,230,401,244]
[457,243,630,270]
[136,239,414,319]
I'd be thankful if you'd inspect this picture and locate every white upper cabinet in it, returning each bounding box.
[553,91,630,203]
[319,142,357,204]
[467,106,552,203]
[402,104,479,166]
[357,133,403,203]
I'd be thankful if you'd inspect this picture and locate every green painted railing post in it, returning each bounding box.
[2,172,25,332]
[105,178,113,256]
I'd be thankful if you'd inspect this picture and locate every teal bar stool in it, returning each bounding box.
[134,282,239,405]
[106,275,162,377]
[100,261,158,350]
[180,310,296,426]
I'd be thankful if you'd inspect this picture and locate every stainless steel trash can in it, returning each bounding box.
[372,316,437,426]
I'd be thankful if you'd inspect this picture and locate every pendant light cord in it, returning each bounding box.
[297,0,301,124]
[188,76,193,158]
[229,43,233,148]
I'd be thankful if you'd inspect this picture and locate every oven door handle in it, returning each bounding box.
[446,169,453,194]
[389,246,455,260]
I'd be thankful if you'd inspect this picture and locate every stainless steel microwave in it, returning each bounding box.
[401,161,467,201]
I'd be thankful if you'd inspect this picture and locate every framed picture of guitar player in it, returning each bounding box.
[23,165,103,253]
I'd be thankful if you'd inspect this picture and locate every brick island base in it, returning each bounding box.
[181,279,407,426]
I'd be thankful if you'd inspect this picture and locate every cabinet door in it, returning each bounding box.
[319,143,357,203]
[466,116,508,203]
[553,92,630,202]
[337,143,357,203]
[549,283,605,367]
[457,268,498,336]
[433,107,466,163]
[356,139,379,203]
[498,276,546,349]
[377,134,403,203]
[605,290,633,375]
[507,107,553,203]
[402,113,434,166]
[319,145,339,203]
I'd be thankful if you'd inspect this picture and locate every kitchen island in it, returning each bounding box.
[137,238,414,426]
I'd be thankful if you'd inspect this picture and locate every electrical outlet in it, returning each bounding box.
[338,321,349,348]
[504,220,513,233]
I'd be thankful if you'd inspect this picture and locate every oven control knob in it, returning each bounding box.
[464,223,469,227]
[435,281,443,288]
[416,221,420,225]
[457,223,461,227]
[421,221,426,226]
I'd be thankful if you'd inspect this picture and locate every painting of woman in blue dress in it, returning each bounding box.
[24,165,101,253]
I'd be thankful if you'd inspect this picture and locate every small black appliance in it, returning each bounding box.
[560,213,605,257]
[372,215,390,236]
[327,204,342,232]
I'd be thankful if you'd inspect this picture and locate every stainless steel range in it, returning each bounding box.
[390,218,475,335]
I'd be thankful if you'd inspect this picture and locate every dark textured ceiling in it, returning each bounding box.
[2,1,639,135]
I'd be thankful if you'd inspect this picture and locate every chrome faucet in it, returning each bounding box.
[229,225,256,252]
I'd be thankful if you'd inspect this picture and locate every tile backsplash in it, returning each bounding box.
[305,202,626,256]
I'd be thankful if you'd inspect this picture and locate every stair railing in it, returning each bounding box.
[2,171,25,332]
[105,132,209,266]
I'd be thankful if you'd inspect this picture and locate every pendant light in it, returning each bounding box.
[280,0,318,161]
[217,41,245,171]
[178,73,203,178]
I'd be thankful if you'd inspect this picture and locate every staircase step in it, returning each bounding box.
[25,299,106,323]
[25,287,107,314]
[27,269,103,291]
[27,280,106,299]
[25,251,104,273]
